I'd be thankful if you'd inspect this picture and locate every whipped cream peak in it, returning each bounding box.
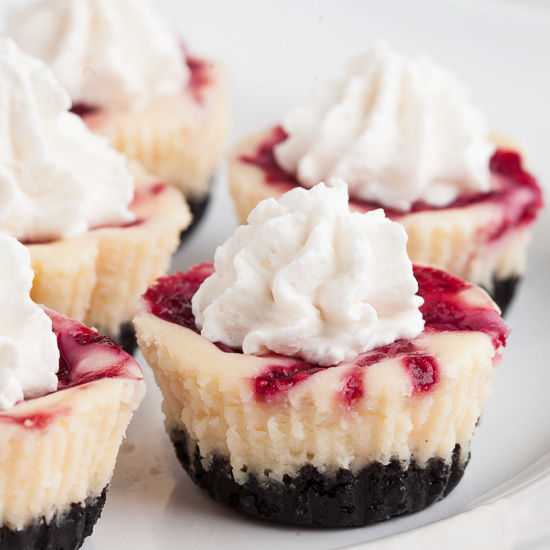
[0,234,59,410]
[192,180,424,366]
[275,41,495,211]
[3,0,188,111]
[0,38,135,242]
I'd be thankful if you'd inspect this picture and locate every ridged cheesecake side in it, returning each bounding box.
[84,60,229,201]
[0,376,144,531]
[27,167,190,338]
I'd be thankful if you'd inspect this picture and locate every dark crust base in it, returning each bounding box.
[0,487,107,550]
[170,429,468,527]
[179,192,212,246]
[116,322,138,356]
[489,276,520,315]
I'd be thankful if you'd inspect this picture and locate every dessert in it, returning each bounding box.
[4,0,229,234]
[0,233,145,549]
[135,182,508,527]
[228,42,542,312]
[0,39,189,353]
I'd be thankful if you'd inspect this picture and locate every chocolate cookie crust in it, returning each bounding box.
[490,276,520,315]
[171,429,467,527]
[0,487,107,550]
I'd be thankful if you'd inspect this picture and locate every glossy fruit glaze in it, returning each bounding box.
[0,311,141,429]
[51,311,141,390]
[144,262,509,406]
[70,53,211,116]
[239,126,543,239]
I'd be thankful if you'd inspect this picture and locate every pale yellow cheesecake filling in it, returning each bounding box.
[135,283,499,483]
[0,376,145,530]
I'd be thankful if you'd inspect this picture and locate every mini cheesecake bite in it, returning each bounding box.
[4,0,229,235]
[135,182,508,527]
[0,39,190,353]
[0,235,145,550]
[228,42,542,313]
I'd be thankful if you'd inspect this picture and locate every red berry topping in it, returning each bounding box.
[145,262,508,405]
[242,129,543,232]
[143,263,214,331]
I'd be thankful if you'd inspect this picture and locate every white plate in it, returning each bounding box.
[86,1,550,548]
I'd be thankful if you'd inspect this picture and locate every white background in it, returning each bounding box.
[88,1,550,548]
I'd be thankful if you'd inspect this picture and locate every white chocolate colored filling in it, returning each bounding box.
[0,375,144,530]
[136,280,500,483]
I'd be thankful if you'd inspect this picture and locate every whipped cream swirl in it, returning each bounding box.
[0,39,135,242]
[192,181,424,366]
[3,0,188,111]
[0,234,59,410]
[275,42,495,211]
